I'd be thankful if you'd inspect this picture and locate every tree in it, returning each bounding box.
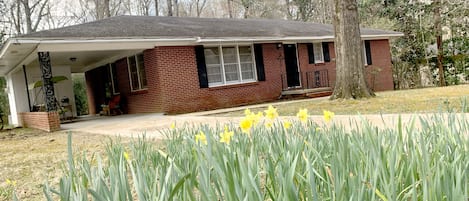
[433,0,445,86]
[330,0,374,99]
[285,0,316,21]
[8,0,49,34]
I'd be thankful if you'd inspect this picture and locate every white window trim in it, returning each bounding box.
[205,44,257,87]
[313,43,324,64]
[127,53,147,92]
[362,41,369,66]
[108,63,120,95]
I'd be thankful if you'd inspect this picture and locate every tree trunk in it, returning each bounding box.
[155,0,159,16]
[104,0,110,18]
[227,0,233,18]
[21,0,33,33]
[330,0,374,100]
[434,0,445,86]
[167,0,173,16]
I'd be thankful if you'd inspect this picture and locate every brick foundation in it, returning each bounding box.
[19,112,60,132]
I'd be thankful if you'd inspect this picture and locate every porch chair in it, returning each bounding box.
[108,95,123,115]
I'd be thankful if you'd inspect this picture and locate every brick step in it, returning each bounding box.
[281,87,332,99]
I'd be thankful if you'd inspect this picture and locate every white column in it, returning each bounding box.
[5,73,20,126]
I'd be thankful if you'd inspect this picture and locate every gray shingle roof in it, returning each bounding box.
[19,16,401,39]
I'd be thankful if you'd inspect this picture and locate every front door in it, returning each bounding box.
[283,44,300,87]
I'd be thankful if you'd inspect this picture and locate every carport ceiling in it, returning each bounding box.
[26,50,139,73]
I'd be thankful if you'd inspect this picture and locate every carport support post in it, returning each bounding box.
[38,52,57,111]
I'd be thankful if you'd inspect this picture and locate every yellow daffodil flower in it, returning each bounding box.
[6,179,16,186]
[239,118,253,134]
[316,127,322,132]
[323,110,335,122]
[170,123,176,129]
[283,121,292,129]
[195,131,208,145]
[296,108,309,123]
[220,126,234,145]
[264,105,278,120]
[123,151,130,161]
[244,108,252,116]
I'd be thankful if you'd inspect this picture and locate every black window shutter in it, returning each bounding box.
[307,43,315,64]
[254,44,266,81]
[195,45,209,88]
[365,40,372,65]
[322,42,330,62]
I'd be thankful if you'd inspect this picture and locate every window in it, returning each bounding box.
[363,40,372,65]
[128,53,147,91]
[313,43,324,63]
[204,45,256,86]
[109,63,119,94]
[307,43,325,64]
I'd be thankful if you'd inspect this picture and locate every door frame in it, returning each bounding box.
[283,43,302,88]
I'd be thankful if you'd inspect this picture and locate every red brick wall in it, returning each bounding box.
[120,44,284,114]
[19,112,60,132]
[296,40,394,92]
[119,50,164,114]
[86,40,394,114]
[297,43,337,88]
[364,39,394,91]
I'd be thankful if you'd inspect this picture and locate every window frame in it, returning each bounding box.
[204,44,257,87]
[363,41,369,66]
[312,43,325,64]
[127,53,148,92]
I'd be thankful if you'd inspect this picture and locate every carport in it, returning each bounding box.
[0,38,157,131]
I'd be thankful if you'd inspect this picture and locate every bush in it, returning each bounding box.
[72,74,88,116]
[44,110,468,201]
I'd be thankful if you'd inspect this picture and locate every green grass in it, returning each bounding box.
[44,112,469,200]
[213,85,469,116]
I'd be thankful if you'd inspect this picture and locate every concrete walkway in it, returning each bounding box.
[60,106,467,139]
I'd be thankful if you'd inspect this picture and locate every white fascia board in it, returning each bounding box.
[33,38,198,52]
[361,33,405,40]
[195,34,403,44]
[0,40,13,58]
[196,36,335,43]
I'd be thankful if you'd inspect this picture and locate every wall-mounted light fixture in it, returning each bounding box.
[69,57,77,62]
[276,43,282,49]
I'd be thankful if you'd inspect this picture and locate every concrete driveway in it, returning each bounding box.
[60,110,467,139]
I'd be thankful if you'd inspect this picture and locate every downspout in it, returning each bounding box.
[22,65,32,112]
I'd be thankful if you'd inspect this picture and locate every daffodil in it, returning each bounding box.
[296,108,309,123]
[239,118,253,134]
[195,131,207,145]
[6,179,16,186]
[283,121,292,129]
[244,108,252,116]
[220,126,234,145]
[123,151,130,161]
[264,105,278,120]
[323,110,335,122]
[246,112,263,126]
[315,127,322,132]
[170,123,176,129]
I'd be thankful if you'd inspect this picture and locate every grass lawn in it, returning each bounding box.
[212,84,469,116]
[0,129,130,200]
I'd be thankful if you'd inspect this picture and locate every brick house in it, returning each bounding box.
[0,16,402,130]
